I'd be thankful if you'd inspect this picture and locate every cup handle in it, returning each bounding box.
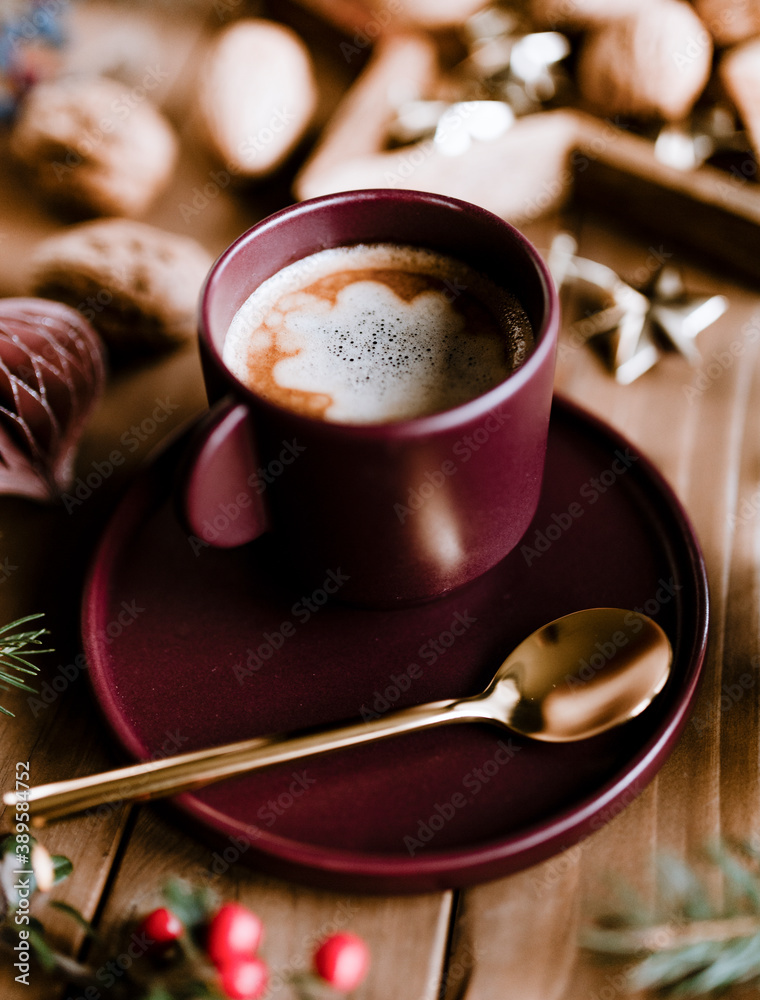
[177,397,271,548]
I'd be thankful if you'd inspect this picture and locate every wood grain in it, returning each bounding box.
[86,807,452,1000]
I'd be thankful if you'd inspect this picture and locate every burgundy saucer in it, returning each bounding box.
[82,397,708,894]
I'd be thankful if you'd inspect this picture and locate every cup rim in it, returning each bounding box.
[199,188,559,437]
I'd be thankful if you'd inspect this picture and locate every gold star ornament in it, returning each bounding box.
[548,234,729,384]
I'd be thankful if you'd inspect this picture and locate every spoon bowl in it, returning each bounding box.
[3,608,672,825]
[482,608,671,741]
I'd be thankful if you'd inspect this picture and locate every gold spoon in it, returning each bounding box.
[3,608,672,826]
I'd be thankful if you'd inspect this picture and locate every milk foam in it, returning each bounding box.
[223,244,533,424]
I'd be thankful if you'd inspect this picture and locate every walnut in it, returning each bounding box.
[11,75,178,217]
[576,0,712,121]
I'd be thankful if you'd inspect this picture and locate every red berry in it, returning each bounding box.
[218,955,269,1000]
[138,907,183,946]
[314,932,370,992]
[207,902,264,966]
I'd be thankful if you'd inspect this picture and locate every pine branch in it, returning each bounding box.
[0,613,49,717]
[582,841,760,996]
[585,916,760,954]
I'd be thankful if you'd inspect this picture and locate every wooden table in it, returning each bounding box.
[1,4,758,999]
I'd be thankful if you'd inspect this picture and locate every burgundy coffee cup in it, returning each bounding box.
[180,189,558,606]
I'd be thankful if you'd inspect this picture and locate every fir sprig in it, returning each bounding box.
[0,613,50,717]
[582,841,760,996]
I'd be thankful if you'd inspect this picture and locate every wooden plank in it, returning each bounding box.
[720,353,760,846]
[87,806,452,1000]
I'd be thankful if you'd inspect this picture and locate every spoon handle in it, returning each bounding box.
[4,697,480,825]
